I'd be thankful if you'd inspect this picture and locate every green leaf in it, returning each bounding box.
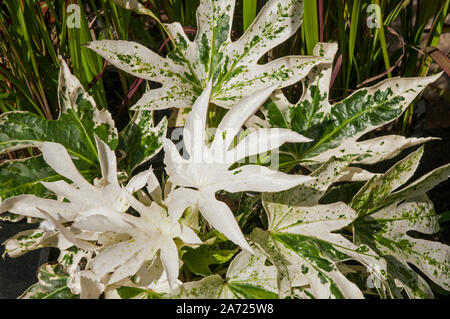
[242,0,258,32]
[19,263,78,299]
[183,245,237,276]
[118,111,167,175]
[116,286,163,299]
[87,0,325,110]
[263,42,442,165]
[438,211,450,225]
[302,0,319,54]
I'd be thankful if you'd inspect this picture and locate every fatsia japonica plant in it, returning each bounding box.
[0,0,449,299]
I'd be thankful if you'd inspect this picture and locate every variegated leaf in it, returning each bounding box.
[118,111,167,175]
[87,0,325,110]
[354,196,450,298]
[263,155,354,226]
[262,42,442,164]
[0,59,118,200]
[252,204,386,299]
[2,228,58,258]
[58,246,93,276]
[242,157,387,299]
[337,167,380,182]
[0,156,98,202]
[170,246,279,298]
[19,263,78,299]
[351,146,450,216]
[349,147,450,298]
[0,58,118,156]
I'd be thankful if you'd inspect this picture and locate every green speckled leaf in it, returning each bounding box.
[350,148,450,298]
[354,196,450,298]
[3,228,49,258]
[171,247,279,299]
[87,0,325,110]
[263,156,353,224]
[252,205,385,298]
[389,163,450,205]
[263,42,442,164]
[2,227,76,259]
[19,263,78,299]
[351,146,450,216]
[351,146,425,216]
[118,111,167,175]
[249,158,390,299]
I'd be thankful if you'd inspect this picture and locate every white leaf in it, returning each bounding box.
[220,165,314,193]
[159,240,180,289]
[95,135,118,185]
[40,142,91,189]
[125,170,152,194]
[227,128,311,163]
[199,197,253,254]
[163,87,312,251]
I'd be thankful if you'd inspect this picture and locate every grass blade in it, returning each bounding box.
[303,0,319,55]
[243,0,257,32]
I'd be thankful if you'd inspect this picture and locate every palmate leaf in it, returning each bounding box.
[351,147,450,298]
[251,206,386,299]
[262,42,442,165]
[163,85,313,253]
[354,196,450,299]
[0,59,118,200]
[249,157,387,299]
[171,247,279,299]
[19,263,78,299]
[87,0,325,110]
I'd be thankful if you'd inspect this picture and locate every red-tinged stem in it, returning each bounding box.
[318,0,324,42]
[87,60,107,90]
[427,47,450,77]
[330,54,342,90]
